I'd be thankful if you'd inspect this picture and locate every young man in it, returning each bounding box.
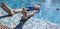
[1,2,40,29]
[1,2,40,20]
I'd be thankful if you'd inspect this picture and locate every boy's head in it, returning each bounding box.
[56,8,59,11]
[34,3,41,8]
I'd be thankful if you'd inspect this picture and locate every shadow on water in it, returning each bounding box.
[0,14,29,29]
[0,14,13,19]
[0,14,28,29]
[14,19,28,29]
[14,15,33,29]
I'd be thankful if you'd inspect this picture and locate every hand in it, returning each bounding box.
[22,8,27,18]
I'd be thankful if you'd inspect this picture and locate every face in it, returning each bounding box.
[34,4,40,8]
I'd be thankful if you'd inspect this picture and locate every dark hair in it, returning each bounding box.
[56,8,59,11]
[36,3,41,5]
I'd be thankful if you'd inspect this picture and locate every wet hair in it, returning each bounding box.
[56,8,60,11]
[36,3,41,6]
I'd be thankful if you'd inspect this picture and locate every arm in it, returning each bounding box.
[22,9,37,19]
[27,10,37,16]
[13,8,29,14]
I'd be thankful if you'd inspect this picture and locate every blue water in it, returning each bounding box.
[1,0,60,24]
[0,0,60,29]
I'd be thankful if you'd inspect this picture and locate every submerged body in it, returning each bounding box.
[1,2,40,29]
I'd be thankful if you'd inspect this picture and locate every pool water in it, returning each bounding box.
[0,0,60,29]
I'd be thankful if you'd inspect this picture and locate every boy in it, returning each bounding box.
[1,2,40,29]
[1,2,40,20]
